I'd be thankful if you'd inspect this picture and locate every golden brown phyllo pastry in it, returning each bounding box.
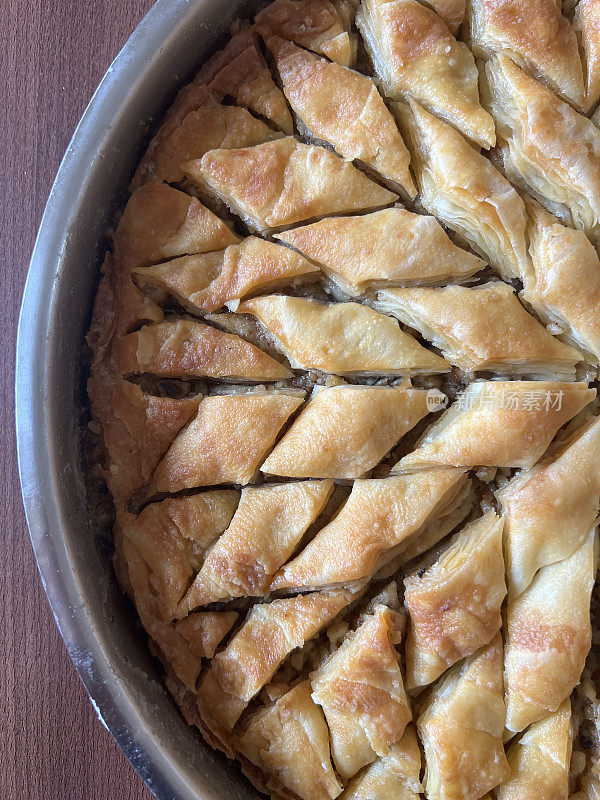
[404,512,506,689]
[418,635,509,800]
[265,35,415,196]
[271,469,472,591]
[483,54,600,244]
[357,0,495,148]
[375,282,583,377]
[466,0,585,109]
[275,207,484,296]
[524,199,600,364]
[504,528,598,733]
[132,236,320,314]
[342,726,423,800]
[255,0,357,67]
[86,2,600,798]
[151,390,305,493]
[184,137,397,234]
[393,381,595,472]
[179,479,334,609]
[495,700,572,800]
[261,384,432,478]
[311,601,411,780]
[497,414,600,598]
[395,99,529,281]
[236,294,449,375]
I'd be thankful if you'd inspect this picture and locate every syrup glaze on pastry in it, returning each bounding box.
[87,2,600,798]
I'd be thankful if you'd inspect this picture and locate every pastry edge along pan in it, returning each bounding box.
[15,2,268,799]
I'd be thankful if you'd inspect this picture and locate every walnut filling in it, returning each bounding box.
[86,1,600,798]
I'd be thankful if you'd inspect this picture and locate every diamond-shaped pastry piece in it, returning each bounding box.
[115,320,292,382]
[311,604,411,780]
[495,701,572,800]
[483,55,600,244]
[236,295,449,376]
[91,378,201,507]
[184,137,397,234]
[524,200,600,364]
[418,634,509,800]
[261,385,432,478]
[199,29,293,133]
[394,381,596,472]
[151,390,305,493]
[116,182,240,269]
[178,480,334,611]
[498,415,600,599]
[133,236,320,315]
[255,0,356,66]
[105,183,239,337]
[396,99,530,282]
[117,490,238,621]
[404,512,506,689]
[504,527,598,733]
[119,532,237,692]
[275,208,483,297]
[467,0,585,109]
[238,681,343,800]
[375,282,582,378]
[197,588,358,734]
[133,99,283,188]
[357,0,495,148]
[266,36,415,196]
[272,469,471,590]
[341,726,422,800]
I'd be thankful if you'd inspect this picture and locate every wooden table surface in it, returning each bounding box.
[2,2,159,797]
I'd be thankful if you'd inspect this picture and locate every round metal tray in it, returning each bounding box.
[15,1,264,797]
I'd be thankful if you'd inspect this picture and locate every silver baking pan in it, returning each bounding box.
[15,1,264,798]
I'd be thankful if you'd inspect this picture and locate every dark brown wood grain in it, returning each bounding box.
[1,1,156,797]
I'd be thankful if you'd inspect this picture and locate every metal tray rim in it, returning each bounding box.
[14,2,261,798]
